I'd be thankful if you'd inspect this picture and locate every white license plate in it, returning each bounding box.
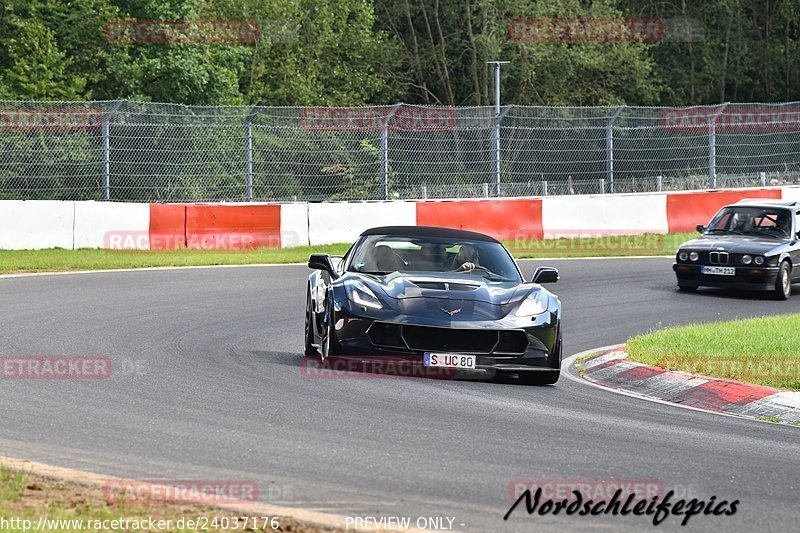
[423,353,476,369]
[701,266,735,276]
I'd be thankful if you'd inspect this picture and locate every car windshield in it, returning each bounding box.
[347,234,522,282]
[706,206,792,237]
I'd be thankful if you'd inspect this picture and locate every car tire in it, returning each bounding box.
[304,293,319,357]
[677,283,697,292]
[774,261,792,300]
[320,297,339,358]
[518,371,560,386]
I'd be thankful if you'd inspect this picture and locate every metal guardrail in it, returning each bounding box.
[0,100,798,202]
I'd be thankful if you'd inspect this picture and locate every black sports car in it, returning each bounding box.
[673,199,800,299]
[304,226,562,385]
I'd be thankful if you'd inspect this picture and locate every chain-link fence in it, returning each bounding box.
[1,100,798,202]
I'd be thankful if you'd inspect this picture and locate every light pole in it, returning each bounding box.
[487,61,509,196]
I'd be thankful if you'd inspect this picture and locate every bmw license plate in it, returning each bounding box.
[424,353,476,369]
[701,266,735,276]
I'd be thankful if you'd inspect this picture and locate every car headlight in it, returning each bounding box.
[742,254,752,265]
[689,252,699,261]
[754,256,765,265]
[515,290,550,317]
[344,279,383,310]
[678,251,689,261]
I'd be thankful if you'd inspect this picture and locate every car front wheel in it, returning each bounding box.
[304,293,319,357]
[774,261,792,300]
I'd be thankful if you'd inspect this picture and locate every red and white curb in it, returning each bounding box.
[565,345,800,426]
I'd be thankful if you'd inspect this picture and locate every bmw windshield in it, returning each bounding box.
[346,235,522,282]
[705,206,792,238]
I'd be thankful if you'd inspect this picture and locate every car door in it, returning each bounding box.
[793,210,800,281]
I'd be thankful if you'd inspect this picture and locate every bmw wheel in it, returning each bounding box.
[774,261,791,300]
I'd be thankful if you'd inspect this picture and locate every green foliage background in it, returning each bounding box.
[0,0,797,106]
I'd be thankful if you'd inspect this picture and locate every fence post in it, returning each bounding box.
[599,178,605,194]
[493,105,513,197]
[421,185,427,199]
[708,102,729,189]
[759,172,766,186]
[657,175,663,192]
[102,100,125,201]
[244,101,267,201]
[606,105,625,194]
[380,104,403,200]
[542,180,548,196]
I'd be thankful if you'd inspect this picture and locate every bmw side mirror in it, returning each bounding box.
[531,266,559,284]
[308,253,338,278]
[696,224,706,233]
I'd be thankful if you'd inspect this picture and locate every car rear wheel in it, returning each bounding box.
[774,261,791,300]
[518,371,560,386]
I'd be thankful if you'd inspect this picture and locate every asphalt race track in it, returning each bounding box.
[1,257,798,532]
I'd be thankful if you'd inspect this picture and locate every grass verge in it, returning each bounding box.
[0,233,693,275]
[627,313,800,391]
[0,245,352,274]
[0,465,331,532]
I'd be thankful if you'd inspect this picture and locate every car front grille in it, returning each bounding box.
[367,322,528,355]
[708,251,730,265]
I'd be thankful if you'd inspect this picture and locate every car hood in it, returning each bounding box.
[680,235,785,254]
[359,271,530,303]
[348,271,550,323]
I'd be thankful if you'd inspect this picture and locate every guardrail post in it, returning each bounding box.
[605,105,625,194]
[381,104,403,200]
[244,101,267,201]
[102,100,125,201]
[708,102,729,189]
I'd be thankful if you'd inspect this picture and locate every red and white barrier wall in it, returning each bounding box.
[0,186,798,250]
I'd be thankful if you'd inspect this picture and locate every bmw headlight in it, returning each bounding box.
[678,251,689,261]
[742,254,752,265]
[689,252,699,262]
[344,279,383,310]
[754,256,765,265]
[515,290,550,317]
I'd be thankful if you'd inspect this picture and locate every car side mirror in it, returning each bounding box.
[696,224,706,233]
[531,266,559,284]
[308,253,338,278]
